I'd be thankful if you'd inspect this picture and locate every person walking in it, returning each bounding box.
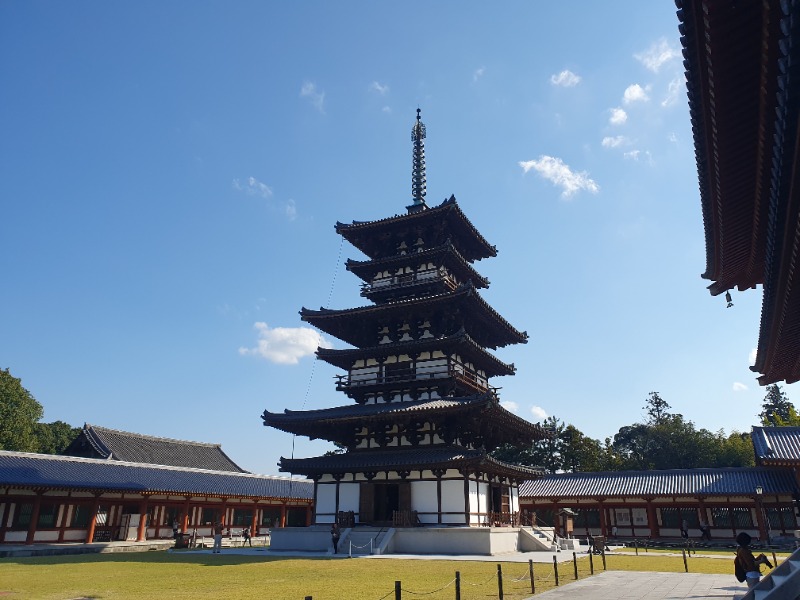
[212,520,224,554]
[242,526,252,547]
[331,523,340,554]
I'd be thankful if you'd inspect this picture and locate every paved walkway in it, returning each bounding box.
[527,570,747,599]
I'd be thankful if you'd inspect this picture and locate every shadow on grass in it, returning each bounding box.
[3,551,336,567]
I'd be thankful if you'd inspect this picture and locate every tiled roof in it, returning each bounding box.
[280,446,544,478]
[345,240,489,289]
[518,467,797,499]
[262,394,549,448]
[315,328,515,376]
[752,426,800,464]
[301,281,527,350]
[335,196,497,263]
[0,451,313,499]
[63,424,246,472]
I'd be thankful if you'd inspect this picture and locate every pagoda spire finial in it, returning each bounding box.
[409,108,427,213]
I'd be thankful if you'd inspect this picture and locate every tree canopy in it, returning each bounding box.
[492,391,755,473]
[0,368,79,454]
[759,384,800,426]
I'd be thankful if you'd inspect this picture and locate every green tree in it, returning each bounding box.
[560,425,604,472]
[35,421,80,454]
[644,391,671,425]
[759,384,796,426]
[0,368,44,452]
[712,431,755,467]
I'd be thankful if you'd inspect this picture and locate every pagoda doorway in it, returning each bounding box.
[359,481,411,525]
[489,484,511,526]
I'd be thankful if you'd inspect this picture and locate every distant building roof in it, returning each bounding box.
[0,451,312,500]
[519,467,797,499]
[62,424,246,472]
[752,426,800,466]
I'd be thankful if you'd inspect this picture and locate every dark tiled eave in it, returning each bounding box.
[0,451,313,500]
[752,426,800,464]
[345,240,489,289]
[279,446,544,479]
[679,0,800,384]
[335,196,497,263]
[262,395,549,445]
[519,467,797,499]
[315,328,515,377]
[64,424,247,473]
[301,281,527,350]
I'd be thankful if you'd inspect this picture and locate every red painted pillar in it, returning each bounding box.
[26,493,43,545]
[136,498,148,542]
[647,501,660,538]
[305,504,312,526]
[598,500,607,537]
[85,495,100,544]
[182,497,191,533]
[279,504,287,528]
[250,505,258,536]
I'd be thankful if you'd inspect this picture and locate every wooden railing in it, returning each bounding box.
[393,510,421,527]
[486,511,519,527]
[361,269,457,297]
[337,511,355,528]
[337,363,488,393]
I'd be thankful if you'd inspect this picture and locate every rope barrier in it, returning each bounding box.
[350,540,373,549]
[374,589,395,600]
[463,572,498,587]
[400,577,456,595]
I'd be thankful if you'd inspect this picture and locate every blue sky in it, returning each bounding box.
[2,1,794,476]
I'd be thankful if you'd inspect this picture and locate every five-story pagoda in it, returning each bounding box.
[263,110,548,530]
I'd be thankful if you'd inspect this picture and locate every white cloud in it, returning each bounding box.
[300,81,325,113]
[668,132,678,143]
[661,76,684,107]
[623,84,649,104]
[232,176,272,199]
[370,81,389,95]
[635,38,680,73]
[550,70,581,87]
[239,322,331,365]
[519,155,599,198]
[749,348,758,366]
[531,405,548,420]
[473,67,485,82]
[285,199,297,221]
[623,150,640,160]
[501,400,519,413]
[609,107,628,125]
[733,382,749,392]
[602,136,628,148]
[382,106,392,114]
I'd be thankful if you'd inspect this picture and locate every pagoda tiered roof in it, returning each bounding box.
[301,281,527,350]
[678,0,800,384]
[335,196,497,262]
[315,328,515,378]
[279,446,545,479]
[345,240,489,289]
[262,394,549,449]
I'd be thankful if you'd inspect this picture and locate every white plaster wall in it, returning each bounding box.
[338,483,360,515]
[411,481,438,520]
[389,528,521,555]
[34,531,59,542]
[315,484,337,522]
[63,530,86,541]
[468,480,479,524]
[4,531,26,543]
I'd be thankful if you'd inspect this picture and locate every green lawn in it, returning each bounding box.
[0,551,743,600]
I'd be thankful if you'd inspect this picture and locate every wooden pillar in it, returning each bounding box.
[251,504,259,534]
[85,495,101,544]
[598,499,607,537]
[646,500,659,538]
[312,480,319,525]
[334,474,342,517]
[462,470,470,525]
[57,504,68,543]
[0,500,8,543]
[279,503,286,528]
[182,497,191,533]
[26,492,43,545]
[136,498,148,542]
[551,500,560,535]
[755,498,767,541]
[305,504,312,526]
[436,472,443,525]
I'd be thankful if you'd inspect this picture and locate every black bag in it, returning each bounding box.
[734,556,746,583]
